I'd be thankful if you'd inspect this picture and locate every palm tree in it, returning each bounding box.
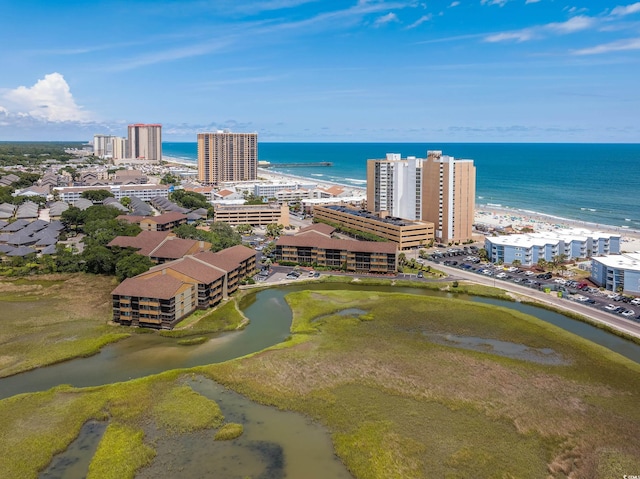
[398,252,407,266]
[537,258,548,272]
[512,259,521,267]
[551,254,568,275]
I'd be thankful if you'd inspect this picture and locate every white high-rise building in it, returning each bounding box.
[93,135,114,158]
[367,151,475,243]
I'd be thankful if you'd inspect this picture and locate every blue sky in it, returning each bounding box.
[1,0,639,142]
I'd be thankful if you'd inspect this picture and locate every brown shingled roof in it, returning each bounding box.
[111,274,186,299]
[143,211,187,225]
[108,231,172,255]
[163,257,225,283]
[150,237,209,260]
[276,232,397,254]
[191,245,255,272]
[297,223,335,237]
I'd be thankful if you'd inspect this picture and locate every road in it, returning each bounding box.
[435,263,640,340]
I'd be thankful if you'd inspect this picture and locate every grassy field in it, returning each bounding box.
[202,290,640,479]
[0,274,129,378]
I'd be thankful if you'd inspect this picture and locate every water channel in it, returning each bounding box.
[2,283,640,401]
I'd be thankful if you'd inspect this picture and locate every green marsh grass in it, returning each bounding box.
[177,336,208,346]
[159,299,246,338]
[0,371,227,479]
[203,290,640,479]
[214,422,244,440]
[0,274,129,378]
[86,423,156,479]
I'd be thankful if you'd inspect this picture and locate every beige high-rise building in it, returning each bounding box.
[421,150,475,244]
[366,150,475,243]
[197,131,257,185]
[128,124,162,163]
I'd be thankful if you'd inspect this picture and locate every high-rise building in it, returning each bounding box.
[128,124,162,163]
[111,136,127,160]
[421,150,475,244]
[197,131,258,185]
[93,134,115,158]
[367,150,475,243]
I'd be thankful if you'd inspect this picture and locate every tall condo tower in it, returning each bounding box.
[197,131,258,186]
[128,124,162,162]
[421,150,475,244]
[367,150,475,243]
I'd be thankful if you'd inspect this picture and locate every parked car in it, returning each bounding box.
[417,271,424,278]
[621,309,635,317]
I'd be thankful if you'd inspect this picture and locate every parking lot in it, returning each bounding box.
[425,249,640,323]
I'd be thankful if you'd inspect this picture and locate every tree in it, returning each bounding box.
[265,223,284,238]
[170,190,209,210]
[120,196,131,208]
[81,189,115,202]
[115,253,154,281]
[83,218,140,247]
[160,173,180,185]
[173,224,210,242]
[398,252,407,266]
[61,206,84,230]
[235,224,253,236]
[82,245,116,275]
[512,259,522,267]
[551,254,568,274]
[478,248,489,262]
[537,258,548,272]
[209,222,242,252]
[244,193,264,205]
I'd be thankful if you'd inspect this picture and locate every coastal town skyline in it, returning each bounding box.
[1,1,639,143]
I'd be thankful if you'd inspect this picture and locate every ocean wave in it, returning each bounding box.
[311,174,324,177]
[344,178,367,184]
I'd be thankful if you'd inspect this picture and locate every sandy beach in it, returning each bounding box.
[164,155,640,253]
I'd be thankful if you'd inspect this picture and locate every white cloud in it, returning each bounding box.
[481,0,510,6]
[373,12,400,27]
[545,15,595,33]
[610,2,640,16]
[407,14,432,29]
[449,1,461,6]
[485,30,535,42]
[485,15,595,42]
[2,73,91,122]
[525,0,541,3]
[573,37,640,55]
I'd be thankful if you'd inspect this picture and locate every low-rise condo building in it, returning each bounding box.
[591,253,640,294]
[275,229,398,273]
[111,244,256,329]
[485,229,621,265]
[54,184,170,203]
[313,205,434,250]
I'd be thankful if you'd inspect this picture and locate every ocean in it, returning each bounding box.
[163,142,640,230]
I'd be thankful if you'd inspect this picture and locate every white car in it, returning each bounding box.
[630,298,640,306]
[525,271,535,276]
[621,309,635,317]
[604,304,618,311]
